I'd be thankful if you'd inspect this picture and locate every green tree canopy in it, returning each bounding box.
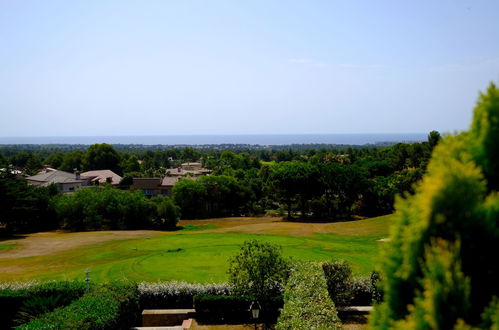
[60,151,85,173]
[83,144,121,174]
[227,240,290,300]
[371,82,499,328]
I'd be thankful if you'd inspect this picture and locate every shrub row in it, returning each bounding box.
[194,294,283,323]
[138,281,233,309]
[17,282,139,330]
[0,281,86,328]
[276,262,342,330]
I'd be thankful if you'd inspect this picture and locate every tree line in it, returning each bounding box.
[0,172,179,233]
[0,132,440,233]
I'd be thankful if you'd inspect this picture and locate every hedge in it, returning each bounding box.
[321,260,381,306]
[194,294,283,323]
[17,282,139,330]
[138,281,232,309]
[0,281,86,328]
[276,262,341,330]
[322,260,353,307]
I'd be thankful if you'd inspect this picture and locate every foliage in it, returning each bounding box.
[266,161,321,219]
[0,281,85,328]
[0,171,59,233]
[371,82,499,328]
[14,294,67,325]
[393,240,471,329]
[152,196,180,229]
[59,151,85,172]
[1,131,439,222]
[172,179,207,218]
[322,266,380,306]
[53,186,157,231]
[138,281,232,309]
[350,276,374,306]
[227,240,290,300]
[0,290,28,328]
[370,270,383,303]
[173,175,252,218]
[480,296,499,330]
[17,282,139,330]
[276,262,341,330]
[322,259,353,307]
[83,143,122,175]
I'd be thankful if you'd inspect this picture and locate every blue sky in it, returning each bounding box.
[1,0,498,136]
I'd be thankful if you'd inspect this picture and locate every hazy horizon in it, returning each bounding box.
[0,133,429,146]
[1,1,499,136]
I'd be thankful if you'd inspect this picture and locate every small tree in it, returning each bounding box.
[155,196,180,229]
[227,240,290,300]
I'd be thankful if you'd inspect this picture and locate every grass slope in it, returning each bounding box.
[0,215,393,283]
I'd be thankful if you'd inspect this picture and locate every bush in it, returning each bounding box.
[322,260,353,307]
[227,240,289,300]
[18,282,139,330]
[371,82,499,328]
[350,276,373,306]
[138,281,232,309]
[0,281,85,328]
[194,294,283,323]
[0,172,58,233]
[276,262,341,330]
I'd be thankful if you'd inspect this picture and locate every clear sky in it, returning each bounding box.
[1,0,498,136]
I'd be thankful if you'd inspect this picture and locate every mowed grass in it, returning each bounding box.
[0,215,394,283]
[0,243,17,252]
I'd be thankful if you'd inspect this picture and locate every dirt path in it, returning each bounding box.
[0,230,159,258]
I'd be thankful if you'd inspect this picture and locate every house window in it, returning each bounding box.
[143,189,154,196]
[69,187,74,191]
[161,190,169,195]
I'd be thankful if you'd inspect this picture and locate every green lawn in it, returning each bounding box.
[0,243,17,252]
[0,216,393,283]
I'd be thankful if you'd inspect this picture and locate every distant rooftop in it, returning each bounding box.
[81,170,122,185]
[26,169,88,186]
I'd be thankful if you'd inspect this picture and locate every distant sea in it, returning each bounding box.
[0,134,428,146]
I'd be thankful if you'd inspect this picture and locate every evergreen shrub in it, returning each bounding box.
[370,82,499,328]
[276,262,341,330]
[17,282,139,330]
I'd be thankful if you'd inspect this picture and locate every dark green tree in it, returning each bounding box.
[60,151,85,172]
[121,154,141,173]
[172,179,207,219]
[428,130,441,150]
[153,196,180,229]
[267,162,320,219]
[83,144,122,174]
[44,152,64,169]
